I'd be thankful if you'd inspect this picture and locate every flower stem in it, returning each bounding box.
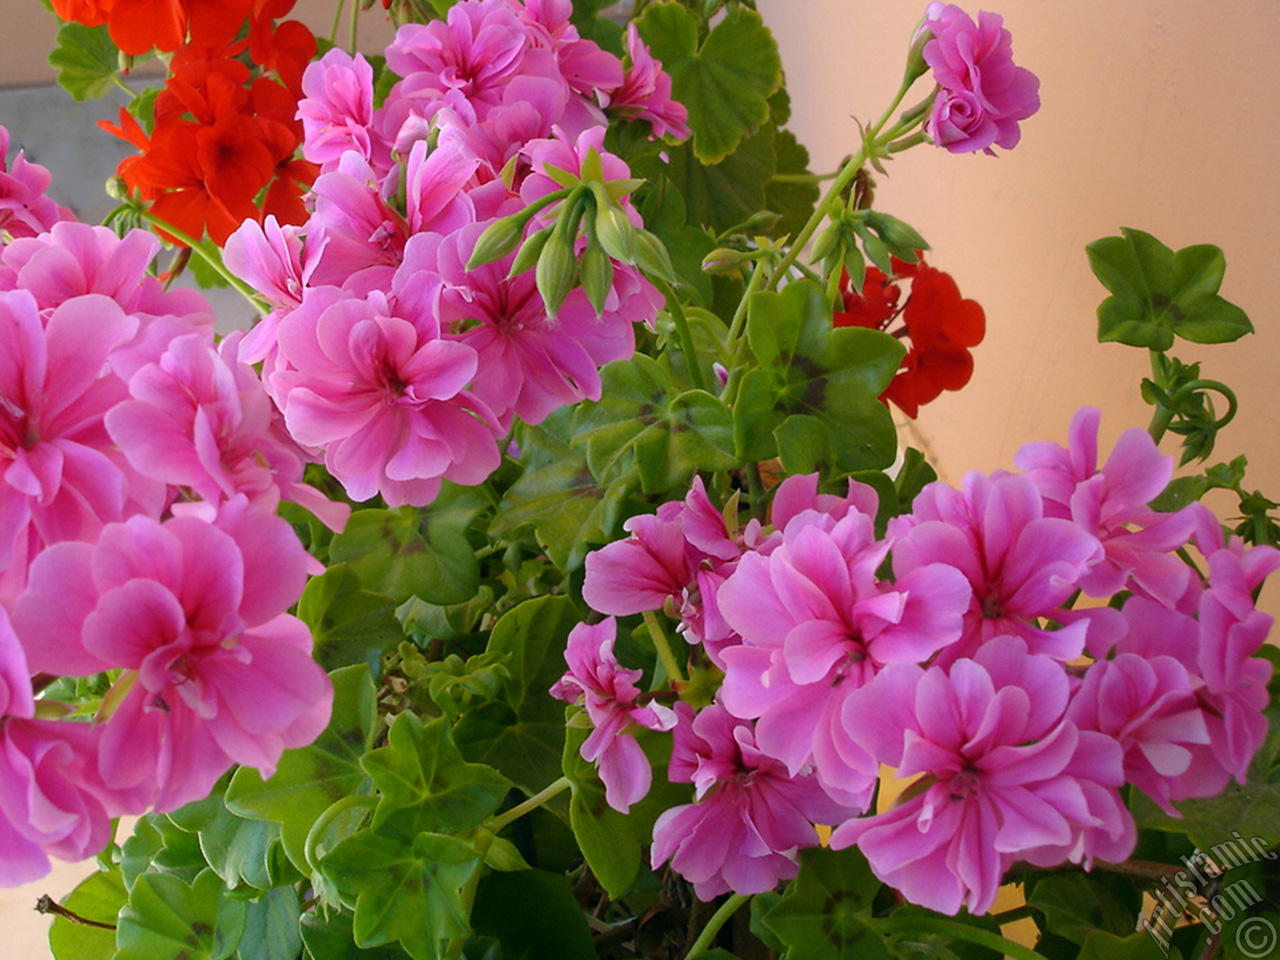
[685,893,748,959]
[643,609,686,686]
[135,209,269,315]
[487,776,572,832]
[35,894,117,930]
[654,276,708,393]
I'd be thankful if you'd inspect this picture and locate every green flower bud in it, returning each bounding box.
[632,229,677,286]
[593,204,638,265]
[508,227,551,278]
[537,230,579,319]
[467,214,526,269]
[581,241,614,316]
[702,247,754,276]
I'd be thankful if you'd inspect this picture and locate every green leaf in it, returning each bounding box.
[735,280,903,471]
[571,354,738,494]
[320,830,482,960]
[658,124,775,234]
[197,803,280,891]
[49,22,119,101]
[49,867,127,960]
[1027,873,1140,946]
[117,869,247,960]
[1086,228,1253,349]
[562,716,689,899]
[329,483,489,606]
[762,846,889,960]
[489,409,629,571]
[225,665,378,873]
[636,3,782,164]
[300,909,414,960]
[454,596,578,796]
[363,712,511,838]
[471,870,597,960]
[237,886,302,960]
[297,564,405,671]
[1076,930,1169,960]
[766,129,821,239]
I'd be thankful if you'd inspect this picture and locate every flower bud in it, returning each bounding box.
[581,241,614,316]
[468,215,526,270]
[509,226,551,278]
[594,204,638,265]
[632,229,677,286]
[702,248,754,276]
[537,230,579,319]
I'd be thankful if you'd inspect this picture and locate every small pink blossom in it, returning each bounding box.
[298,49,377,170]
[0,608,141,887]
[717,510,971,799]
[889,472,1103,663]
[652,702,860,900]
[550,618,676,812]
[1014,407,1198,606]
[105,332,349,531]
[605,25,690,140]
[923,4,1040,155]
[0,290,163,604]
[0,127,73,242]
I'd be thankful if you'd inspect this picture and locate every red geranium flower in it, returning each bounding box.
[834,256,985,418]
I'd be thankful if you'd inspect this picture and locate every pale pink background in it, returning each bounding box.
[3,2,1278,955]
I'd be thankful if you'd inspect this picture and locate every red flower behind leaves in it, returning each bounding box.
[93,3,317,247]
[833,257,985,418]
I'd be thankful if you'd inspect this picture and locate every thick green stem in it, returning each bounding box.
[328,0,345,45]
[869,916,1046,960]
[487,776,572,833]
[643,609,686,686]
[348,0,360,54]
[136,209,269,315]
[685,893,748,959]
[746,461,766,523]
[723,260,769,370]
[764,145,868,293]
[654,276,708,392]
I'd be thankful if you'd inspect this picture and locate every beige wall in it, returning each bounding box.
[757,1,1280,511]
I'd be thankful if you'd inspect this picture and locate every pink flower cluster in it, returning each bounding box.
[561,407,1277,913]
[922,3,1040,155]
[0,128,339,885]
[228,0,685,507]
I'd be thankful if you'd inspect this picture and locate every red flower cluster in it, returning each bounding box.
[66,0,318,245]
[833,257,985,418]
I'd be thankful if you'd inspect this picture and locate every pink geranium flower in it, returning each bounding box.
[832,636,1131,916]
[550,618,676,813]
[11,498,333,812]
[716,509,971,799]
[298,48,377,170]
[922,3,1040,154]
[106,332,349,531]
[270,287,502,507]
[398,221,640,427]
[0,126,73,242]
[0,608,140,887]
[0,290,162,604]
[1014,406,1198,605]
[652,702,860,900]
[605,25,690,140]
[889,472,1102,663]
